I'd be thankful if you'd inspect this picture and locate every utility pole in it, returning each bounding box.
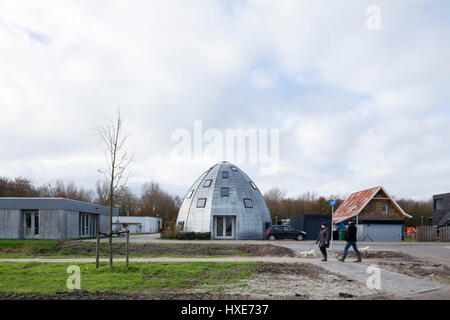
[330,201,336,250]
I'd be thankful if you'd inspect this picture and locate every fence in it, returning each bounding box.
[441,226,450,242]
[416,226,437,241]
[416,226,450,242]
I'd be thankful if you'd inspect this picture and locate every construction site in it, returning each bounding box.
[0,233,449,300]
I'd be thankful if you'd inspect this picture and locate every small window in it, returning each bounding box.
[187,189,194,199]
[222,171,228,179]
[221,187,229,197]
[230,166,238,171]
[34,214,39,236]
[381,205,388,213]
[435,199,443,210]
[26,213,32,228]
[177,221,185,231]
[197,198,207,208]
[203,179,212,187]
[243,198,253,208]
[250,181,257,190]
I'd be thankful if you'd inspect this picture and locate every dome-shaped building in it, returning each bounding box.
[176,161,272,240]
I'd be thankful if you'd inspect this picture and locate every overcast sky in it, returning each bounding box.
[1,0,449,200]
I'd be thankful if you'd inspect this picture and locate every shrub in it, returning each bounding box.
[161,231,211,240]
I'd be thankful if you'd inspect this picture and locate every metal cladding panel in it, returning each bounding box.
[0,209,22,239]
[60,210,80,239]
[289,215,332,240]
[357,224,402,242]
[99,214,110,233]
[177,171,208,228]
[433,193,450,226]
[114,217,162,233]
[0,198,118,216]
[39,210,61,239]
[176,161,272,239]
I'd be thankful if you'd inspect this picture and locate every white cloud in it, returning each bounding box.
[0,0,449,200]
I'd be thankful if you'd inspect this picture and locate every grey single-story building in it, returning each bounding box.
[112,216,162,234]
[433,193,450,227]
[290,214,332,241]
[0,198,118,239]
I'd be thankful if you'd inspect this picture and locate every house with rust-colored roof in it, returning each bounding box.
[333,186,411,242]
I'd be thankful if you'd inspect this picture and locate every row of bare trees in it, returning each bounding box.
[94,180,180,227]
[1,178,434,229]
[263,187,433,228]
[0,177,180,227]
[0,177,93,202]
[264,187,345,221]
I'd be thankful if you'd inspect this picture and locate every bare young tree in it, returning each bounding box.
[97,110,134,268]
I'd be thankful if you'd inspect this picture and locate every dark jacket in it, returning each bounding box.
[317,227,330,247]
[345,224,357,242]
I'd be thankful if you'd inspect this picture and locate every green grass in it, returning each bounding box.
[0,262,258,295]
[0,240,60,257]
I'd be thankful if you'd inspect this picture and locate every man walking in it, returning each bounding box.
[339,220,361,262]
[316,222,330,261]
[339,220,362,262]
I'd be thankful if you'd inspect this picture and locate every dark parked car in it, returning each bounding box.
[266,225,307,241]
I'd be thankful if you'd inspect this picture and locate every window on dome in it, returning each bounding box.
[221,187,229,197]
[243,198,253,208]
[197,198,207,208]
[203,179,212,187]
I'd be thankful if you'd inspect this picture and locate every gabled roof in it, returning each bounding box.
[333,186,411,223]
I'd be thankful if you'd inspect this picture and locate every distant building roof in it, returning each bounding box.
[0,197,118,215]
[332,186,411,223]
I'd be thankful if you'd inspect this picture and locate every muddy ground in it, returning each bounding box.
[0,241,296,257]
[192,263,381,300]
[45,242,296,257]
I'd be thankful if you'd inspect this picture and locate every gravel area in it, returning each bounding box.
[192,263,381,300]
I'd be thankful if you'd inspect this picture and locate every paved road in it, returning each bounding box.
[92,233,450,265]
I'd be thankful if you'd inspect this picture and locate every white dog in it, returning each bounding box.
[359,247,370,255]
[298,249,317,258]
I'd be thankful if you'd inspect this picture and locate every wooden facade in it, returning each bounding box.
[358,189,407,221]
[333,186,410,241]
